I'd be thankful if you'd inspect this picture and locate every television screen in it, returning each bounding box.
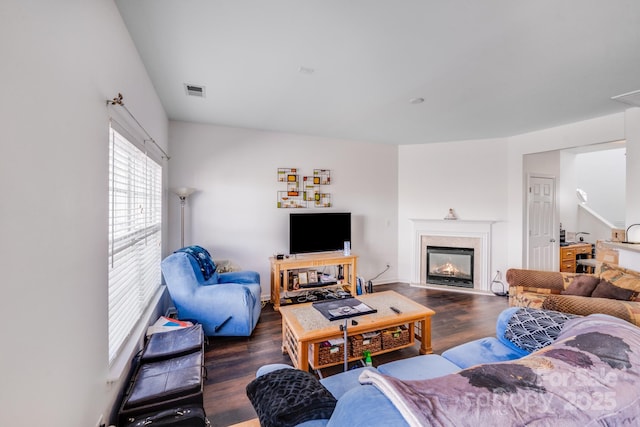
[289,212,351,255]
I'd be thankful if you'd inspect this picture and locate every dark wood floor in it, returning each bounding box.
[202,283,509,426]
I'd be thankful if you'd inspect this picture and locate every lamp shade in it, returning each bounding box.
[172,187,196,198]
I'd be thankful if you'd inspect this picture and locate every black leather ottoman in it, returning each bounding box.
[118,350,204,425]
[141,324,204,363]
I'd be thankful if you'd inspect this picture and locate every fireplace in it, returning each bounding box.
[411,219,495,292]
[426,246,474,288]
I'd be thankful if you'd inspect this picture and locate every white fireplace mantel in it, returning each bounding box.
[410,218,497,228]
[410,219,498,293]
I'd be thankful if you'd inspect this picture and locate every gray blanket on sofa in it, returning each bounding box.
[360,314,640,426]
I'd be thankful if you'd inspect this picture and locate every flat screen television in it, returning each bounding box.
[289,212,351,255]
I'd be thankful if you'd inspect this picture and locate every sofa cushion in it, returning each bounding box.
[326,385,407,427]
[598,263,640,300]
[320,366,377,400]
[506,268,565,291]
[377,354,460,380]
[542,294,634,322]
[561,274,600,296]
[508,289,552,309]
[442,337,526,369]
[591,279,636,300]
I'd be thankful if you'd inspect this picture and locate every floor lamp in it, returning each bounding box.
[173,187,196,248]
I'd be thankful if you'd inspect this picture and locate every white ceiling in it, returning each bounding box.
[115,0,640,145]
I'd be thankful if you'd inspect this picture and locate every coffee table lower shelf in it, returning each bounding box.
[308,324,415,370]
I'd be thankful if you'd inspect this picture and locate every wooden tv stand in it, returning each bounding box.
[269,252,358,310]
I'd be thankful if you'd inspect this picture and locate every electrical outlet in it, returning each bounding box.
[612,228,625,242]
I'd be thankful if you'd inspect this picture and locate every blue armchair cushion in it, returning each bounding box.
[176,245,217,280]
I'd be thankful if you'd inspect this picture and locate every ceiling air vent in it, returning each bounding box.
[184,83,206,98]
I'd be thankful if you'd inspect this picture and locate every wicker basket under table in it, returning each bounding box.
[381,325,410,349]
[316,340,344,366]
[349,332,382,357]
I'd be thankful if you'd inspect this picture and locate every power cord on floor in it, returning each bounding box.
[368,264,390,282]
[365,264,391,293]
[491,271,508,297]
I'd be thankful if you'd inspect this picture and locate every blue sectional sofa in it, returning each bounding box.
[249,307,640,426]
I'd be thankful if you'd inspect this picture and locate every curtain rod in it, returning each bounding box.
[107,93,170,160]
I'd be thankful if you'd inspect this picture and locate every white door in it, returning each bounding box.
[527,176,556,270]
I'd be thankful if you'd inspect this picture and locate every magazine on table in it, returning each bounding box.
[313,297,377,321]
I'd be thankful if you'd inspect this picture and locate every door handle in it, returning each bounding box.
[550,239,556,242]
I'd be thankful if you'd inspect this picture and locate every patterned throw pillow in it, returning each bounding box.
[591,279,636,301]
[598,263,640,301]
[504,308,579,353]
[561,275,601,296]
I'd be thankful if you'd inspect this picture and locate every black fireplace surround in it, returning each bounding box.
[426,246,474,288]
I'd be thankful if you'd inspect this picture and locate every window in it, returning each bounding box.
[108,125,162,363]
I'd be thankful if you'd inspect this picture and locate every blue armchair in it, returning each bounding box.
[161,245,261,336]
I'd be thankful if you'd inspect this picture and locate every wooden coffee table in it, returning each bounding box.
[278,290,435,371]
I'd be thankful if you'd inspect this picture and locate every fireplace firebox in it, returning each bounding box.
[426,246,474,288]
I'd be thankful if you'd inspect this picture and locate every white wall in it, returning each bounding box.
[626,108,640,242]
[577,206,616,243]
[558,150,576,234]
[397,138,510,285]
[521,143,626,249]
[398,112,638,279]
[168,121,399,298]
[0,1,168,426]
[507,113,628,267]
[519,142,626,242]
[575,148,626,228]
[175,112,639,292]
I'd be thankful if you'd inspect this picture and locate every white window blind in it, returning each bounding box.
[108,125,162,363]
